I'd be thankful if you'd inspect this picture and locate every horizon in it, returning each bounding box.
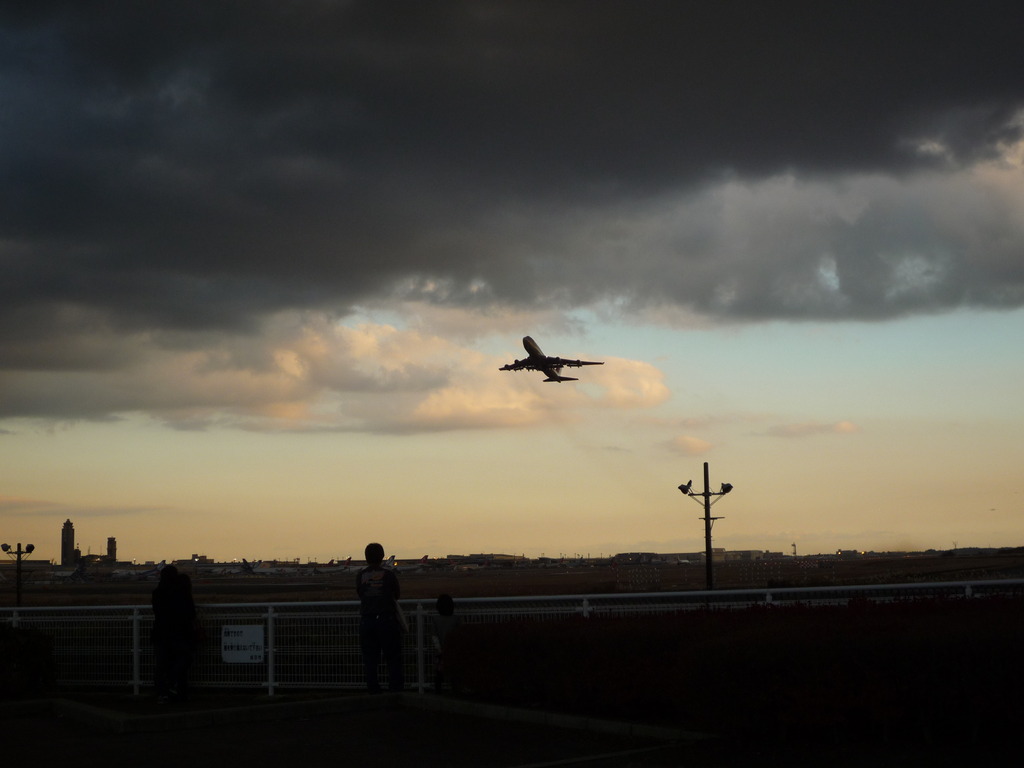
[12,519,1022,569]
[2,5,1022,567]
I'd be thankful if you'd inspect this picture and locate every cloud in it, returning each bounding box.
[766,421,861,438]
[668,435,713,456]
[409,385,550,432]
[0,313,664,433]
[582,358,671,409]
[391,340,672,434]
[2,3,1024,422]
[0,495,164,518]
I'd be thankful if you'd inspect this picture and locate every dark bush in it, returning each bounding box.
[444,598,1024,744]
[0,625,56,698]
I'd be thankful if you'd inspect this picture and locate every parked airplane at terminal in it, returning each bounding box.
[388,555,430,572]
[112,560,166,580]
[53,561,90,582]
[314,557,359,574]
[206,562,245,576]
[252,560,300,576]
[499,336,603,382]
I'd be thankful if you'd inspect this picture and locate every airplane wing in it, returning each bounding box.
[549,358,604,368]
[499,358,603,372]
[499,359,535,371]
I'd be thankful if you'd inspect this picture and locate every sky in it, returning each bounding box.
[2,1,1023,564]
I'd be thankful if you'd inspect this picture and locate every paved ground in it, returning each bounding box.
[3,692,709,768]
[1,692,1013,768]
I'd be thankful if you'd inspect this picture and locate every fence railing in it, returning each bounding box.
[4,578,1023,695]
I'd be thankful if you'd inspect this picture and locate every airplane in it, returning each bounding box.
[252,560,301,576]
[499,336,603,382]
[241,558,264,575]
[111,560,166,580]
[240,558,301,576]
[314,557,360,575]
[138,560,167,580]
[53,560,91,583]
[206,562,245,576]
[390,555,430,573]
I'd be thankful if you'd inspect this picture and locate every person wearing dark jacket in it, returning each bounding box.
[356,542,403,692]
[172,572,198,701]
[151,564,197,703]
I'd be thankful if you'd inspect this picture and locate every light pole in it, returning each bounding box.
[678,462,733,590]
[2,542,35,606]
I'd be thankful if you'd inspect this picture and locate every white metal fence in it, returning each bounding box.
[4,579,1023,696]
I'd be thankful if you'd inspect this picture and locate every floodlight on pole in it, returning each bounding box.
[677,462,734,590]
[2,542,35,606]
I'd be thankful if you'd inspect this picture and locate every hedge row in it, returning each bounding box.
[444,598,1024,743]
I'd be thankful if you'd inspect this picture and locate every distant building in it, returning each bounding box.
[107,537,117,560]
[723,550,770,562]
[61,519,76,566]
[612,552,658,565]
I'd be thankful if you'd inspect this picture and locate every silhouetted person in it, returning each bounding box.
[173,572,198,702]
[151,564,197,703]
[431,593,459,693]
[356,542,404,692]
[151,564,178,702]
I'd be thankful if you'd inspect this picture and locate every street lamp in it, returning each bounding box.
[678,462,733,590]
[2,542,35,606]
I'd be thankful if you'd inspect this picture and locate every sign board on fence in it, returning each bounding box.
[221,625,265,663]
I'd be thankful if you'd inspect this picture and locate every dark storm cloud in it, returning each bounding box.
[2,0,1023,343]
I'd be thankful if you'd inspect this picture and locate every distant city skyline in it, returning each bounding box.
[10,514,1021,568]
[2,5,1022,565]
